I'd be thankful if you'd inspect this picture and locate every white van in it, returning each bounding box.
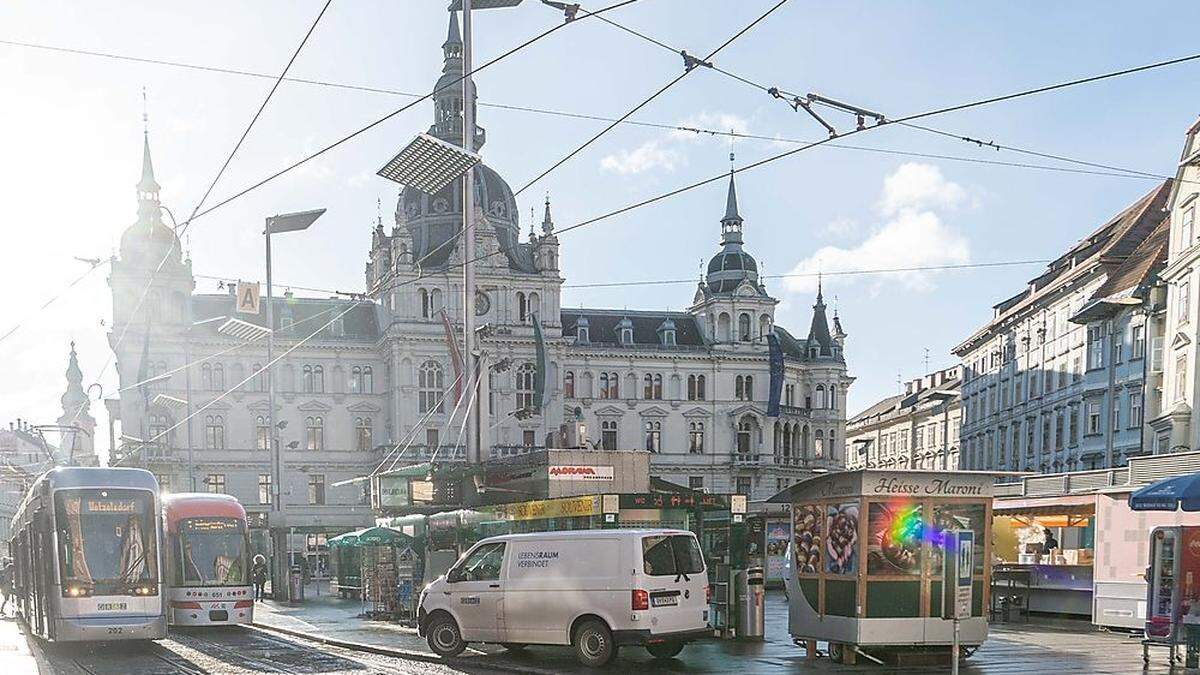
[418,529,711,667]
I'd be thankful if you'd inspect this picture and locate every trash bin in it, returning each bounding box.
[736,566,765,640]
[289,565,305,603]
[1186,619,1200,669]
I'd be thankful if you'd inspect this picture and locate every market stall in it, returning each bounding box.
[769,470,993,664]
[327,528,365,599]
[356,526,419,620]
[990,494,1095,619]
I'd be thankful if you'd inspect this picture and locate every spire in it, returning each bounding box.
[542,194,555,235]
[60,341,90,421]
[138,96,160,196]
[808,285,833,357]
[719,152,743,246]
[445,9,462,51]
[816,272,824,305]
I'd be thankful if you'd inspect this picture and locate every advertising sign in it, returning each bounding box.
[765,520,791,579]
[235,281,261,315]
[377,475,410,508]
[943,530,974,620]
[548,465,614,481]
[490,495,601,522]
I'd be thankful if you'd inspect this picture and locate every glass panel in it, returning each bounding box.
[458,543,505,582]
[867,502,923,576]
[178,517,249,586]
[792,504,822,575]
[825,503,859,575]
[55,489,158,594]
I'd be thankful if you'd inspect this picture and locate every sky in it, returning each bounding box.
[2,1,1199,464]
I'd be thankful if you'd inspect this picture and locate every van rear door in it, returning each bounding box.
[639,534,709,636]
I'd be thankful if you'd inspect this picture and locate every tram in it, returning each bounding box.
[162,493,253,626]
[9,467,167,641]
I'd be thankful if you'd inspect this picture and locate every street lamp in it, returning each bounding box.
[263,207,325,600]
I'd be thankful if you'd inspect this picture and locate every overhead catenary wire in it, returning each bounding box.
[0,258,110,345]
[513,0,790,197]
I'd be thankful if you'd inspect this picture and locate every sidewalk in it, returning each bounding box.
[0,612,47,673]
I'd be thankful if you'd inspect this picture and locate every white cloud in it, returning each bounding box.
[879,162,967,216]
[784,163,971,295]
[823,216,858,238]
[600,140,684,175]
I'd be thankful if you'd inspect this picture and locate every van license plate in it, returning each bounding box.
[651,595,678,607]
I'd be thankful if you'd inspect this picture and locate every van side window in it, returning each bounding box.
[458,542,506,581]
[641,535,705,576]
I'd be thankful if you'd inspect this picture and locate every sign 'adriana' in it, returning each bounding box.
[547,465,615,481]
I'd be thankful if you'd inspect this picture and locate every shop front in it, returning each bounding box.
[991,494,1095,619]
[770,470,993,663]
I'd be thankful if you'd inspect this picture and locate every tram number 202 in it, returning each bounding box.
[107,627,123,635]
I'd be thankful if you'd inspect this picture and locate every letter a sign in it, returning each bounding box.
[236,281,261,315]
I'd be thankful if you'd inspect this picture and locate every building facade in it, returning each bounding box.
[108,10,850,528]
[953,181,1171,474]
[1149,117,1200,454]
[845,366,961,471]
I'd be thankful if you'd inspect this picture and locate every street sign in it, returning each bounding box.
[236,281,261,315]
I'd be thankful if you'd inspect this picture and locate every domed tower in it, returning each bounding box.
[57,341,97,465]
[382,11,533,276]
[110,125,194,331]
[690,167,776,346]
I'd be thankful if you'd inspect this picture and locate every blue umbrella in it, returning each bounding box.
[1129,472,1200,511]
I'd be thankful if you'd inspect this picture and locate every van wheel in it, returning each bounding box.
[501,643,527,652]
[646,641,685,659]
[573,619,617,667]
[426,615,466,657]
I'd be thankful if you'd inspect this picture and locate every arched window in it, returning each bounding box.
[419,289,430,319]
[148,413,171,447]
[653,374,663,400]
[314,365,325,393]
[828,429,836,461]
[759,315,771,338]
[201,363,213,390]
[687,375,697,401]
[599,373,610,399]
[303,365,314,393]
[782,424,792,458]
[212,364,225,390]
[356,417,372,451]
[815,385,826,409]
[515,362,536,410]
[419,361,445,413]
[688,422,704,454]
[517,292,527,322]
[801,425,810,458]
[529,292,540,321]
[363,366,373,394]
[350,366,361,392]
[735,375,744,400]
[744,375,753,401]
[773,422,781,452]
[601,420,618,450]
[564,371,575,398]
[737,417,754,454]
[829,384,837,411]
[815,429,825,458]
[306,416,324,451]
[644,374,654,399]
[608,372,619,399]
[430,288,443,314]
[644,421,661,453]
[696,374,706,401]
[205,415,225,449]
[738,313,752,342]
[718,313,732,342]
[255,415,270,450]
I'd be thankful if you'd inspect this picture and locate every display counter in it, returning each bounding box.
[992,563,1093,616]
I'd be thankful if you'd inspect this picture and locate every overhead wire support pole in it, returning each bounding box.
[463,0,480,472]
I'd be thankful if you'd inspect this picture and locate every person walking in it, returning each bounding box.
[0,559,14,615]
[252,554,268,602]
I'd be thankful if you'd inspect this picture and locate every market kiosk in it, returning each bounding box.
[769,470,993,664]
[328,528,365,599]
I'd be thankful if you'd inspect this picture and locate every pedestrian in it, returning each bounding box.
[252,554,268,602]
[0,559,13,615]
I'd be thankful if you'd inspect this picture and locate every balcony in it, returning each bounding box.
[490,445,546,459]
[732,452,762,466]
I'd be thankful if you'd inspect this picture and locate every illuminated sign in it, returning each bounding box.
[489,495,600,521]
[85,500,139,514]
[377,475,411,508]
[182,518,240,533]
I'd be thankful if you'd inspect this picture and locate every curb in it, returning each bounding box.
[249,621,556,675]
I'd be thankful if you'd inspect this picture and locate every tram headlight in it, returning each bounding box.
[63,584,92,598]
[132,584,157,596]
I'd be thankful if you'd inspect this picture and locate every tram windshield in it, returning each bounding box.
[55,489,158,594]
[174,517,249,587]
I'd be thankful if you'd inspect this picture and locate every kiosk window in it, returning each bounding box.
[642,535,705,576]
[457,543,506,581]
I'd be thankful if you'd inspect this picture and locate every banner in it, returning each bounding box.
[548,465,614,481]
[766,333,784,417]
[532,312,549,412]
[439,309,463,404]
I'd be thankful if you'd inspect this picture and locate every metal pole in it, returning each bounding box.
[951,617,960,675]
[462,0,479,469]
[265,224,287,600]
[184,332,196,491]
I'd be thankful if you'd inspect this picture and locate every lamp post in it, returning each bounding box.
[263,208,325,600]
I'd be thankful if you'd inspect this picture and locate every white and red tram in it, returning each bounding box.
[162,493,254,626]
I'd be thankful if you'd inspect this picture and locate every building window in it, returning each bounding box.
[201,363,213,390]
[515,362,536,410]
[1180,281,1191,326]
[212,363,225,390]
[1087,326,1105,369]
[829,385,838,411]
[736,476,752,496]
[1131,389,1143,427]
[517,292,527,323]
[251,363,265,392]
[419,289,430,319]
[737,418,753,454]
[522,429,536,447]
[205,473,225,494]
[642,373,663,400]
[577,321,589,344]
[620,327,633,345]
[662,327,676,346]
[1132,325,1146,359]
[154,473,171,493]
[426,428,439,448]
[305,416,324,451]
[258,474,272,505]
[419,361,445,413]
[738,313,752,342]
[688,476,704,491]
[600,372,619,399]
[644,421,661,452]
[601,420,618,451]
[1068,407,1078,446]
[1177,355,1189,401]
[689,422,704,454]
[255,416,270,451]
[687,374,706,401]
[308,474,326,505]
[148,413,170,447]
[356,417,372,451]
[564,371,575,398]
[1112,395,1122,432]
[303,365,314,393]
[736,375,754,401]
[205,415,225,449]
[1183,205,1195,250]
[1055,412,1064,450]
[314,365,324,392]
[1086,403,1101,435]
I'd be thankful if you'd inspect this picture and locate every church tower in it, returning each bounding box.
[57,341,98,465]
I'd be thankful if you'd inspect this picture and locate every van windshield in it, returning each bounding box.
[642,534,705,577]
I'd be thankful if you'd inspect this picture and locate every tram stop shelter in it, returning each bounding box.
[768,469,994,662]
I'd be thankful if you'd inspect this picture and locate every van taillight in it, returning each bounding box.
[705,585,711,602]
[631,589,649,611]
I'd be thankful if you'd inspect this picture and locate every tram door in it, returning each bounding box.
[32,517,49,638]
